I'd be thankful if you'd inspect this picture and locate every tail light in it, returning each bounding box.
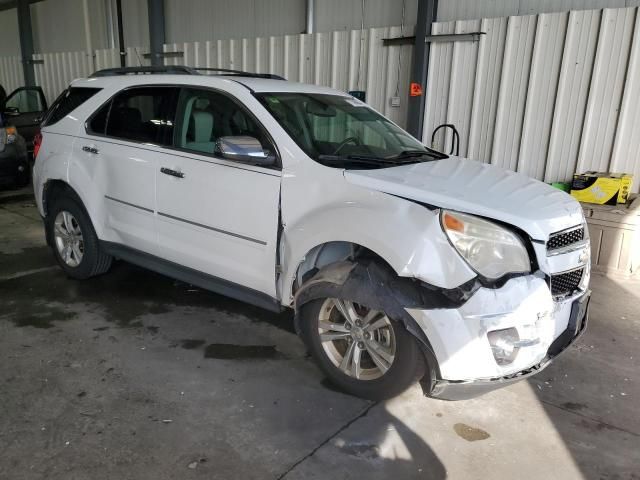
[33,132,43,159]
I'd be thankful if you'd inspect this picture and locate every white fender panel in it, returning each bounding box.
[279,153,477,304]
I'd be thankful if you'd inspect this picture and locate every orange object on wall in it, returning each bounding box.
[410,82,423,96]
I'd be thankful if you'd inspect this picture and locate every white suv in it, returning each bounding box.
[33,67,590,400]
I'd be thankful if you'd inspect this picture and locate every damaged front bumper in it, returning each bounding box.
[407,276,590,401]
[430,292,589,400]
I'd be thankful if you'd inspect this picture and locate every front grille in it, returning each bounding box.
[550,268,584,298]
[547,226,585,252]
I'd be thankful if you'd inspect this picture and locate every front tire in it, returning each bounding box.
[47,196,112,279]
[300,296,422,400]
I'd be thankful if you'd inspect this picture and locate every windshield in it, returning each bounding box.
[255,92,447,169]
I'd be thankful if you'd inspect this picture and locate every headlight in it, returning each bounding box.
[441,210,530,279]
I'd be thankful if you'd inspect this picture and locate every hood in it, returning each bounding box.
[344,156,583,240]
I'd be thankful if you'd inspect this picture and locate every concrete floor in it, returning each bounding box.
[0,193,638,480]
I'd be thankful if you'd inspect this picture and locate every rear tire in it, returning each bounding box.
[300,296,422,400]
[47,196,112,279]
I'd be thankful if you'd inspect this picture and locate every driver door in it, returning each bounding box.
[2,87,47,151]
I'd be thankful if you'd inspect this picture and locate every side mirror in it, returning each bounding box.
[216,136,275,166]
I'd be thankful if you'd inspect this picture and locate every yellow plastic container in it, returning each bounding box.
[570,172,633,205]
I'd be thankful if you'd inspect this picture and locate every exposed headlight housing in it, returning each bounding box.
[441,210,531,280]
[487,328,520,365]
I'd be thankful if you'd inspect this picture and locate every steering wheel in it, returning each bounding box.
[332,136,361,155]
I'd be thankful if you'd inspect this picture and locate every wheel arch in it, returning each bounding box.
[288,240,397,300]
[42,180,89,247]
[42,179,84,217]
[293,259,442,393]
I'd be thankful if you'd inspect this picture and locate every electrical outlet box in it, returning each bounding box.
[390,96,401,107]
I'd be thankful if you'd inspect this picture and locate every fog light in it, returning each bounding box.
[487,328,520,365]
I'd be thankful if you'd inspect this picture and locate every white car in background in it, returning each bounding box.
[33,67,590,400]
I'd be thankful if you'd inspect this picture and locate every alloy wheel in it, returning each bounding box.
[318,298,396,381]
[53,210,84,267]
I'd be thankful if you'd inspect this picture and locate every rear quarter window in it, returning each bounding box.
[42,87,102,127]
[87,86,179,145]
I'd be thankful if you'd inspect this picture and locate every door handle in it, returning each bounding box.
[160,167,185,179]
[82,145,99,154]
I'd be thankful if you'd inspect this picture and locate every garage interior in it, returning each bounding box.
[1,0,639,479]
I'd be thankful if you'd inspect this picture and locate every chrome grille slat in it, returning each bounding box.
[547,226,585,252]
[550,268,584,298]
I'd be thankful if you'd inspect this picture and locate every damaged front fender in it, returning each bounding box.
[294,259,480,392]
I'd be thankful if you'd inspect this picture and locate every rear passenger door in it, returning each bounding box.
[83,86,179,255]
[155,87,282,298]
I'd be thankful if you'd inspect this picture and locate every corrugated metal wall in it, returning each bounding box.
[120,0,150,47]
[32,50,94,103]
[6,23,413,130]
[438,0,640,21]
[165,0,305,44]
[162,25,414,128]
[28,45,152,104]
[314,0,418,33]
[163,0,417,43]
[424,7,640,191]
[0,0,416,57]
[30,0,109,53]
[0,9,21,57]
[0,56,24,94]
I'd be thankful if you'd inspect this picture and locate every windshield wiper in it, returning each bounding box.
[388,149,449,161]
[317,154,400,166]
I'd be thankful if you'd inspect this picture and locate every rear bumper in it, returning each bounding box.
[428,290,590,400]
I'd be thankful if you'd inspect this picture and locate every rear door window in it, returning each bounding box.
[103,87,179,145]
[42,87,101,127]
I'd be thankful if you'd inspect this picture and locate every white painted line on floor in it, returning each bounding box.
[0,266,58,282]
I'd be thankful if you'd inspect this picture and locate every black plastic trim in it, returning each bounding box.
[101,241,282,312]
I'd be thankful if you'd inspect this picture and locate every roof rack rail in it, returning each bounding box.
[90,65,285,80]
[90,66,196,77]
[192,67,285,80]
